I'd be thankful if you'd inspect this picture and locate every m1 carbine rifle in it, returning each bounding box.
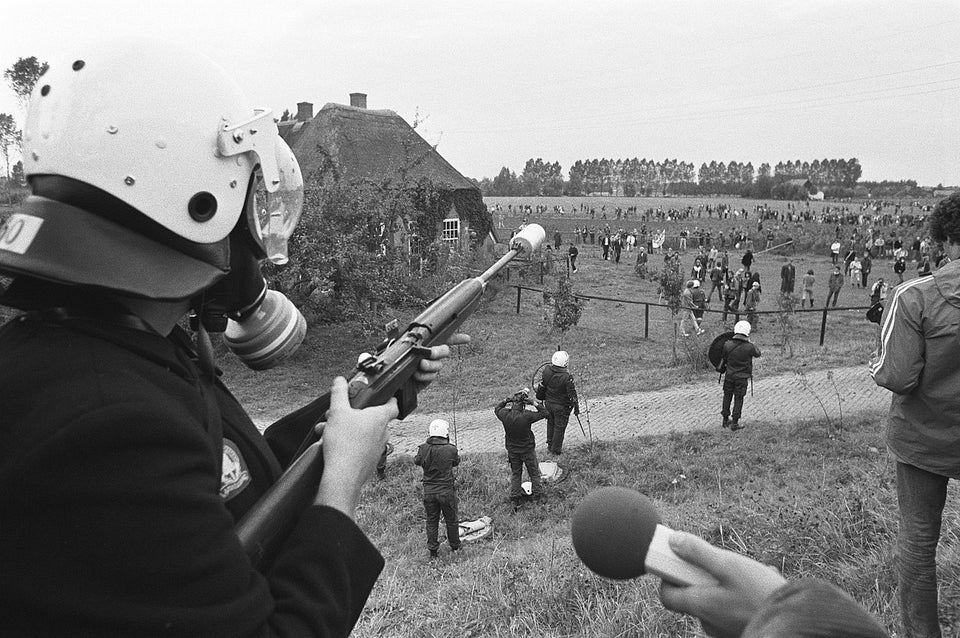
[236,224,545,567]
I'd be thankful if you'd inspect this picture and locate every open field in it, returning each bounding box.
[485,195,930,255]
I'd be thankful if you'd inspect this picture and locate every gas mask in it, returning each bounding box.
[195,135,307,371]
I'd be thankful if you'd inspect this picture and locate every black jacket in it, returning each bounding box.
[414,436,459,496]
[541,364,579,413]
[0,312,383,637]
[495,399,548,453]
[722,334,762,381]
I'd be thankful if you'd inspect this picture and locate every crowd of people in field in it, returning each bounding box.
[493,198,932,227]
[512,198,943,335]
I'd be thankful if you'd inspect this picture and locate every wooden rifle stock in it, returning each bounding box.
[236,225,544,568]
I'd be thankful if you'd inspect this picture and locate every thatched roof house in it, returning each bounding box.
[279,96,494,251]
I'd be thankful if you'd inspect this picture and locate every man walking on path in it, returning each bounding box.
[538,350,580,455]
[717,321,762,431]
[414,419,461,558]
[495,388,549,509]
[870,192,960,637]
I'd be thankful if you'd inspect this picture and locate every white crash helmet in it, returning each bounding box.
[551,350,569,367]
[19,38,302,277]
[734,320,752,336]
[429,419,450,438]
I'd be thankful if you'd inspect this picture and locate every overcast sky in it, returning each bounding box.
[3,0,959,186]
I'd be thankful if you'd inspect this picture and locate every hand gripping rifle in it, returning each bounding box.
[236,224,545,568]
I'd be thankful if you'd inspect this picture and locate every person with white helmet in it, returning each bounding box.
[539,350,580,455]
[413,419,461,558]
[717,321,762,430]
[0,39,463,636]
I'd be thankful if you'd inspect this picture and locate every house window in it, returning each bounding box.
[441,218,460,244]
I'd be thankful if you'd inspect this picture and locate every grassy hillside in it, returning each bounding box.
[351,415,959,637]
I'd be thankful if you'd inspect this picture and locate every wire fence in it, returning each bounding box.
[504,279,875,348]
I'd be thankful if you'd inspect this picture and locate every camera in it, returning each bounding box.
[508,391,532,404]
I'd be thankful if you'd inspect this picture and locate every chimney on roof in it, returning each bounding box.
[296,101,314,121]
[350,93,367,109]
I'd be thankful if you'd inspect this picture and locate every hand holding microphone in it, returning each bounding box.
[659,531,787,638]
[570,486,718,585]
[571,487,786,638]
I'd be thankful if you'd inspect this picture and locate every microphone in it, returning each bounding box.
[570,486,717,586]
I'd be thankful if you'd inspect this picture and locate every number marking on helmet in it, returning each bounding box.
[0,214,45,255]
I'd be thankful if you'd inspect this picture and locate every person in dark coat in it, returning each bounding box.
[717,321,762,430]
[0,39,463,636]
[861,252,872,288]
[538,350,580,455]
[691,279,707,321]
[894,254,907,283]
[827,265,845,306]
[414,419,462,558]
[741,249,754,271]
[495,388,549,508]
[780,258,796,294]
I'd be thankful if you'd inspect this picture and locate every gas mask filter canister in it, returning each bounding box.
[223,287,307,370]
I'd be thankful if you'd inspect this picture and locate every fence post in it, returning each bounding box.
[644,303,649,340]
[819,306,829,346]
[516,285,522,315]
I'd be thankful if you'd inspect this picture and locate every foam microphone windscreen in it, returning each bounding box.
[571,486,659,580]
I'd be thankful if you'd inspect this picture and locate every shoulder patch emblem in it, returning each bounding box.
[220,438,251,501]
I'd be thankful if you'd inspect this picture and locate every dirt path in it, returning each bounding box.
[256,365,890,458]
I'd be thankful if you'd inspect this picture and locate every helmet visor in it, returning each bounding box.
[250,137,303,264]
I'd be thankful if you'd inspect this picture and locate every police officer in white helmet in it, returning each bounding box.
[717,321,762,431]
[0,39,464,636]
[538,350,580,455]
[413,418,462,558]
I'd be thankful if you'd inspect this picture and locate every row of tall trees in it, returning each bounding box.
[775,158,863,188]
[480,156,865,199]
[567,158,697,197]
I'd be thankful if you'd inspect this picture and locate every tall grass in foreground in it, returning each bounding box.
[352,416,960,637]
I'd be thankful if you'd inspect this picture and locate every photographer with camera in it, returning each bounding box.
[495,388,550,509]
